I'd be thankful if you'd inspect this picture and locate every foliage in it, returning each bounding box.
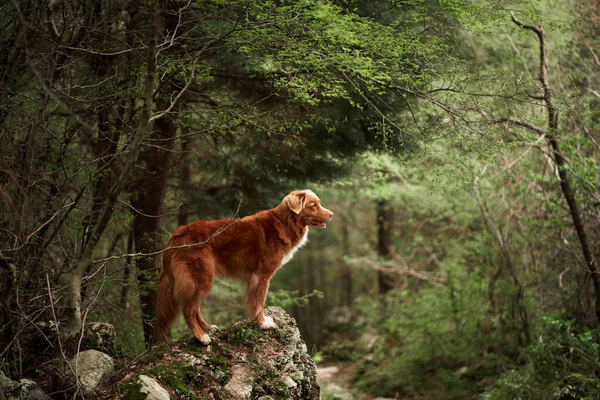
[486,318,600,400]
[267,289,324,308]
[1,0,600,399]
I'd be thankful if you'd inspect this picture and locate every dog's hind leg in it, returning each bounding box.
[181,261,214,345]
[156,271,177,342]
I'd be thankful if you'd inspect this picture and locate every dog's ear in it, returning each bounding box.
[284,191,307,214]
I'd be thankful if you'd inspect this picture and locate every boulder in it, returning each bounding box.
[115,307,319,399]
[82,322,117,356]
[70,349,114,394]
[138,375,170,400]
[0,371,49,400]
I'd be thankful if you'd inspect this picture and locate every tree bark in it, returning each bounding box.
[340,213,353,306]
[60,0,163,342]
[178,131,192,226]
[131,114,176,346]
[120,225,134,310]
[376,200,395,294]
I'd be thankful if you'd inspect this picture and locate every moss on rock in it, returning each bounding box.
[112,307,319,399]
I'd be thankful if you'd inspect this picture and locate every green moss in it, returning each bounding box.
[119,382,147,400]
[141,363,201,399]
[222,323,262,346]
[251,367,291,400]
[178,335,209,352]
[204,354,230,383]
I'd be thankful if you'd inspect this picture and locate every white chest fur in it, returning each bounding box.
[280,229,309,267]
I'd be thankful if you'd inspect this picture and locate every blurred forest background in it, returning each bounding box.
[1,0,600,398]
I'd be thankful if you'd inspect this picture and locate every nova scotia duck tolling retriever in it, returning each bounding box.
[156,189,334,344]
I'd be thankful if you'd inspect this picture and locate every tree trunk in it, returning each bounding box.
[120,226,134,310]
[178,132,191,226]
[512,14,600,323]
[306,250,318,345]
[340,213,352,306]
[376,200,395,294]
[131,114,176,346]
[60,0,162,343]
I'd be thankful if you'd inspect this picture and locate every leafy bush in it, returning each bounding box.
[486,317,600,400]
[351,278,515,399]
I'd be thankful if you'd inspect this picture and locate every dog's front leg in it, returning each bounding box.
[246,273,277,329]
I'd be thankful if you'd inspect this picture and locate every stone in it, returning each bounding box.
[283,375,297,388]
[113,307,319,399]
[224,365,256,399]
[82,322,117,356]
[0,372,49,400]
[19,380,49,400]
[70,349,114,394]
[138,375,170,400]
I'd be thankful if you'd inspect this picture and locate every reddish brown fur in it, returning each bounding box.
[156,190,333,343]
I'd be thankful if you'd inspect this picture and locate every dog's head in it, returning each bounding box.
[282,190,333,228]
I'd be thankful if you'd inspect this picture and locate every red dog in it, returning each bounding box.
[156,190,333,344]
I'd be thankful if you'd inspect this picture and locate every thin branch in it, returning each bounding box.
[58,46,139,57]
[91,199,243,265]
[589,45,600,68]
[45,274,77,385]
[149,61,197,122]
[490,118,545,135]
[118,200,182,218]
[26,202,74,243]
[1,201,75,253]
[588,88,600,99]
[357,256,449,288]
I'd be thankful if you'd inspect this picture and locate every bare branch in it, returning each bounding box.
[589,45,600,68]
[356,256,448,288]
[90,199,243,265]
[149,61,197,122]
[489,118,545,135]
[588,88,600,99]
[58,46,139,57]
[118,199,183,218]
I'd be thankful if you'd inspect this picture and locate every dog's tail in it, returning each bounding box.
[156,250,178,342]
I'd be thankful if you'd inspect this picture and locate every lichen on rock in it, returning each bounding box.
[115,307,319,399]
[82,322,118,357]
[70,349,114,395]
[0,371,50,400]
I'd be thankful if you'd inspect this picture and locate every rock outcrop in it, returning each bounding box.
[115,307,319,399]
[0,371,49,400]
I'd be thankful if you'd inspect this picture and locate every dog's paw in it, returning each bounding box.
[208,324,219,331]
[196,333,211,345]
[260,316,278,330]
